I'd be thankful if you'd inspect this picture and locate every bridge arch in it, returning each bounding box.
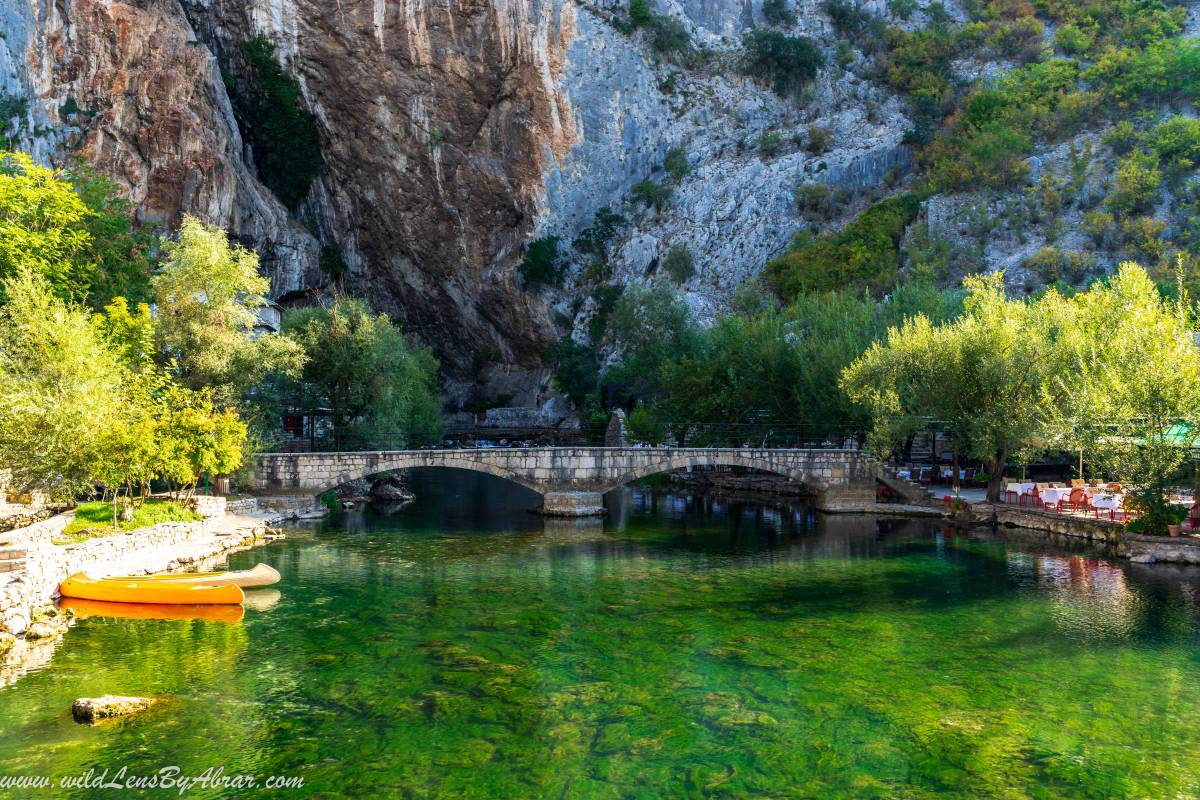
[595,453,828,495]
[301,453,546,496]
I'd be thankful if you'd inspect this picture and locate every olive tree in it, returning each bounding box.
[841,273,1072,502]
[1051,263,1200,533]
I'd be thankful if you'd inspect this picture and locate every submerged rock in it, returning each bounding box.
[369,477,415,503]
[72,695,159,723]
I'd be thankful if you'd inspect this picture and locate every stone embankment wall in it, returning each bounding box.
[982,503,1200,564]
[0,506,278,638]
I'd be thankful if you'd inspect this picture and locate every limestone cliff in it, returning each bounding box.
[2,0,911,401]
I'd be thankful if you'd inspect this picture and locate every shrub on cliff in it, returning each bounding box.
[518,236,565,291]
[762,0,797,27]
[742,29,824,98]
[766,193,923,300]
[229,36,324,209]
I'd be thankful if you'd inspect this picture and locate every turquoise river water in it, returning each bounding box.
[2,469,1200,798]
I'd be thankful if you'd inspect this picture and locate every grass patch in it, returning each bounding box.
[59,499,202,544]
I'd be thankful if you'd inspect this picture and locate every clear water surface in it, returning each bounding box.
[2,469,1200,798]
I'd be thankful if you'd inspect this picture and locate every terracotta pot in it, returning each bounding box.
[1168,524,1182,537]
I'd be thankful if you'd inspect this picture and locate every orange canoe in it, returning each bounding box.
[59,598,245,623]
[59,573,245,605]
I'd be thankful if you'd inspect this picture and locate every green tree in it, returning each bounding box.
[153,215,305,403]
[604,281,700,403]
[156,386,249,500]
[0,268,124,500]
[1109,150,1162,214]
[281,296,442,448]
[762,0,797,26]
[545,337,600,410]
[841,273,1071,501]
[71,166,156,307]
[0,152,94,301]
[629,0,653,28]
[518,236,565,290]
[742,29,824,98]
[1051,263,1200,534]
[662,243,695,283]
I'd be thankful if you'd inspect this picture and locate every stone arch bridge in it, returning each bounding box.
[253,447,878,516]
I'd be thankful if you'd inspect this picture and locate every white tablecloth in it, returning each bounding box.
[941,468,967,479]
[1090,493,1123,511]
[1040,487,1073,506]
[897,470,911,480]
[1007,482,1035,496]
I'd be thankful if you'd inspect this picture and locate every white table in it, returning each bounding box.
[1040,487,1074,507]
[897,469,912,480]
[1090,493,1123,511]
[1007,482,1035,496]
[941,468,967,479]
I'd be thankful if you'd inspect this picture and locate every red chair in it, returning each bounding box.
[1057,488,1090,515]
[1018,489,1038,508]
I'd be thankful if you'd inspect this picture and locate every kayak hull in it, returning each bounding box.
[59,598,245,623]
[59,574,244,605]
[105,563,281,589]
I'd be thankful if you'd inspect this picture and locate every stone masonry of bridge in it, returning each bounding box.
[253,448,878,516]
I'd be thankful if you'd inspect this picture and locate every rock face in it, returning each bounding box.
[4,0,914,398]
[2,0,319,296]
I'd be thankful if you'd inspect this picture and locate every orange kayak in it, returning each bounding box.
[59,573,244,605]
[59,598,245,623]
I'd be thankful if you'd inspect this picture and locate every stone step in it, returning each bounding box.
[0,558,27,573]
[0,549,27,560]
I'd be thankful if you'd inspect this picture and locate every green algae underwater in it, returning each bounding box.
[2,470,1200,799]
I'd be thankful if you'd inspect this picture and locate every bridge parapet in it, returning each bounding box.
[253,447,878,515]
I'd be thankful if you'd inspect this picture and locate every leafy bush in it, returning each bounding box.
[1108,150,1162,214]
[631,179,673,211]
[1148,116,1200,175]
[229,36,324,209]
[887,0,917,19]
[795,181,835,217]
[742,29,824,98]
[763,0,797,26]
[766,193,923,300]
[1083,210,1117,248]
[627,406,666,444]
[517,236,565,290]
[1054,24,1093,55]
[573,207,627,262]
[629,0,653,28]
[824,0,881,38]
[1121,215,1167,261]
[663,147,690,181]
[319,247,347,280]
[807,124,832,154]
[651,16,691,55]
[757,129,784,156]
[663,244,695,283]
[1103,120,1137,155]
